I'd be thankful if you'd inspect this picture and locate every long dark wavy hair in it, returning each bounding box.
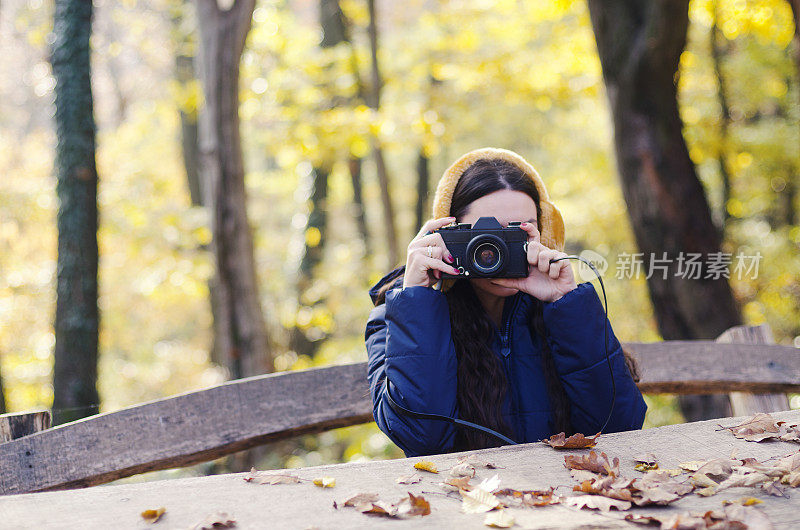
[374,159,575,450]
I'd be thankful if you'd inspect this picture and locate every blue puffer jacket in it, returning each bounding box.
[365,266,647,457]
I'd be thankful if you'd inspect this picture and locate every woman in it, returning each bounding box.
[365,147,647,457]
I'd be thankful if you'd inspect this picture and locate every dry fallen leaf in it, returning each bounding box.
[313,477,335,488]
[484,509,515,528]
[351,493,430,519]
[722,413,779,436]
[458,454,501,469]
[563,495,631,512]
[343,493,379,507]
[396,473,422,484]
[414,460,439,473]
[480,475,501,492]
[543,431,599,449]
[461,476,502,514]
[564,451,619,477]
[679,460,707,472]
[187,511,236,530]
[495,487,559,508]
[632,453,658,472]
[141,507,165,524]
[450,462,477,477]
[633,453,657,465]
[398,493,431,517]
[243,468,301,485]
[356,500,398,517]
[441,476,473,493]
[723,497,763,506]
[461,487,501,513]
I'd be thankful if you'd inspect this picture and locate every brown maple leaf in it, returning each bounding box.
[720,412,788,442]
[563,495,631,512]
[343,493,379,507]
[543,431,600,449]
[564,450,619,477]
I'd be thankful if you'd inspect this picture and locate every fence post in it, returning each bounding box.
[0,410,51,443]
[716,324,790,415]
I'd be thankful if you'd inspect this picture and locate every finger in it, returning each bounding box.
[422,256,460,276]
[549,259,563,279]
[526,240,542,267]
[414,233,454,263]
[414,244,443,261]
[520,222,541,243]
[538,248,558,273]
[416,216,456,240]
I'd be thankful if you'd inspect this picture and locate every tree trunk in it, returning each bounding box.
[0,368,6,414]
[348,156,371,256]
[195,0,271,379]
[291,164,329,356]
[176,51,203,207]
[587,0,741,421]
[710,3,732,234]
[169,0,228,366]
[288,0,345,357]
[415,149,430,231]
[50,0,101,426]
[342,10,371,259]
[366,0,399,268]
[784,0,799,227]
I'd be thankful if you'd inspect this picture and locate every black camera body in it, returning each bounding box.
[435,216,529,279]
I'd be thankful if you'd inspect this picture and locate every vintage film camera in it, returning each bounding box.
[435,216,529,278]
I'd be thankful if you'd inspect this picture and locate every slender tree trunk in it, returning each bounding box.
[711,3,732,234]
[195,0,271,379]
[0,366,6,414]
[343,12,371,258]
[784,0,799,227]
[588,0,741,421]
[176,52,202,207]
[291,163,330,356]
[50,0,101,426]
[169,0,228,366]
[366,0,399,268]
[348,156,371,256]
[415,150,430,231]
[288,0,344,357]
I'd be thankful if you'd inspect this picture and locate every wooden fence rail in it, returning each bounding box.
[1,327,797,496]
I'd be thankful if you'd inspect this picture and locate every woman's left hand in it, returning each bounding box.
[491,222,577,302]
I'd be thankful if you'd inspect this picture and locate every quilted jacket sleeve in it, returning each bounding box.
[365,286,459,457]
[541,282,647,435]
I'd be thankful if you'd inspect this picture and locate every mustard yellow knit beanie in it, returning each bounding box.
[432,147,565,251]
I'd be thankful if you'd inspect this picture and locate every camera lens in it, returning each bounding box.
[472,241,502,273]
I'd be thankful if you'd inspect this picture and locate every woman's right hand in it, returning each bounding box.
[403,217,461,289]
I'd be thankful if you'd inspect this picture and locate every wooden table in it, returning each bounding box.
[2,409,800,529]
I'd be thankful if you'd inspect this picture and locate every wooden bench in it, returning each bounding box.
[0,324,795,496]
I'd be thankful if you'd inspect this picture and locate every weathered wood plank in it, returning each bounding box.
[3,410,800,529]
[0,339,796,496]
[0,364,372,495]
[716,323,790,414]
[625,340,800,394]
[0,410,51,442]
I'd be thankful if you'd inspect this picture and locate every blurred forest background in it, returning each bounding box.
[0,0,798,484]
